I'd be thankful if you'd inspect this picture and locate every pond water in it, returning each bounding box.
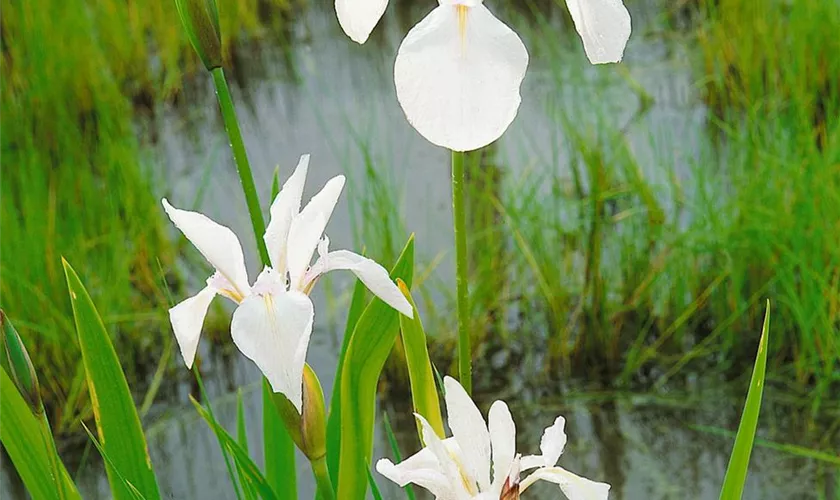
[2,1,837,499]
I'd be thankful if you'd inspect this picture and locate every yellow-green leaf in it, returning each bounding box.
[62,259,160,500]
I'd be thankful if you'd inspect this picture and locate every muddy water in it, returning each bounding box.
[2,1,836,499]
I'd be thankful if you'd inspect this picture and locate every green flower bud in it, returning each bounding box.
[174,0,222,70]
[1,309,43,415]
[270,364,327,461]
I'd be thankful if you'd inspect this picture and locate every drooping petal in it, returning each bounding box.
[162,199,250,298]
[565,0,631,64]
[264,154,310,275]
[519,466,610,500]
[416,414,473,499]
[306,246,412,317]
[488,400,516,490]
[230,281,315,412]
[443,376,492,491]
[168,285,217,368]
[394,4,529,152]
[335,0,389,44]
[376,447,453,499]
[287,175,346,289]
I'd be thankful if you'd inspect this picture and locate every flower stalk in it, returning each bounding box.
[210,66,271,266]
[451,150,472,395]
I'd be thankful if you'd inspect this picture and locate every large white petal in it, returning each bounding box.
[162,199,250,298]
[443,376,492,491]
[565,0,631,64]
[287,175,345,289]
[376,447,453,499]
[519,467,610,500]
[394,4,529,152]
[264,154,310,275]
[307,248,412,317]
[488,400,516,490]
[230,286,314,412]
[335,0,389,44]
[168,285,217,368]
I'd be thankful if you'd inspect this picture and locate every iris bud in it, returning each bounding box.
[271,364,327,461]
[174,0,222,70]
[1,309,43,415]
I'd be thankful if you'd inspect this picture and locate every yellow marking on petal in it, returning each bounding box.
[448,448,479,495]
[457,4,468,54]
[219,288,244,304]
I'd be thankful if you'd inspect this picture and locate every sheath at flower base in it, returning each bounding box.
[376,376,610,500]
[162,154,412,412]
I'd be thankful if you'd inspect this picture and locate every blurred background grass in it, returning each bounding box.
[1,0,838,454]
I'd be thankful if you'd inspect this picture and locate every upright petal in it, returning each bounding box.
[230,284,315,412]
[520,415,569,470]
[519,467,610,500]
[488,400,516,490]
[265,154,310,275]
[168,285,217,368]
[287,175,346,289]
[564,0,631,64]
[443,376,492,491]
[162,199,250,298]
[306,248,412,317]
[376,447,453,499]
[394,4,529,151]
[335,0,389,44]
[416,414,474,499]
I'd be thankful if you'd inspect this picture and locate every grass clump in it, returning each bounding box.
[0,0,293,440]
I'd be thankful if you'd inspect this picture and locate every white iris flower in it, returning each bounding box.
[335,0,630,151]
[377,376,610,499]
[163,154,412,412]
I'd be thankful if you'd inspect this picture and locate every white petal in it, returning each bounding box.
[230,288,314,412]
[265,155,310,275]
[168,285,217,368]
[287,176,345,289]
[376,448,453,498]
[335,0,389,44]
[488,400,516,489]
[307,249,413,317]
[394,4,529,152]
[520,467,610,500]
[443,376,492,491]
[162,199,250,298]
[565,0,631,64]
[540,416,568,467]
[416,414,472,499]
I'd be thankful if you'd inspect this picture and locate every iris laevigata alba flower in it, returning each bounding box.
[336,0,630,152]
[376,376,610,499]
[163,154,412,411]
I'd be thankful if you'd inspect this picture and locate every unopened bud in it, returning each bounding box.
[271,364,327,461]
[174,0,222,70]
[1,309,43,415]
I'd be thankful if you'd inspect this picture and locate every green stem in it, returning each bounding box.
[37,409,70,499]
[210,66,271,266]
[451,150,472,395]
[312,455,336,500]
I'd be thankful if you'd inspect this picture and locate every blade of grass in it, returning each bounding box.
[0,369,81,500]
[397,280,444,439]
[719,301,770,500]
[336,235,415,500]
[190,396,280,500]
[237,390,257,500]
[62,259,160,500]
[81,423,147,500]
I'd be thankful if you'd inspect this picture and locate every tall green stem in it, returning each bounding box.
[451,150,472,395]
[210,66,270,265]
[312,456,336,500]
